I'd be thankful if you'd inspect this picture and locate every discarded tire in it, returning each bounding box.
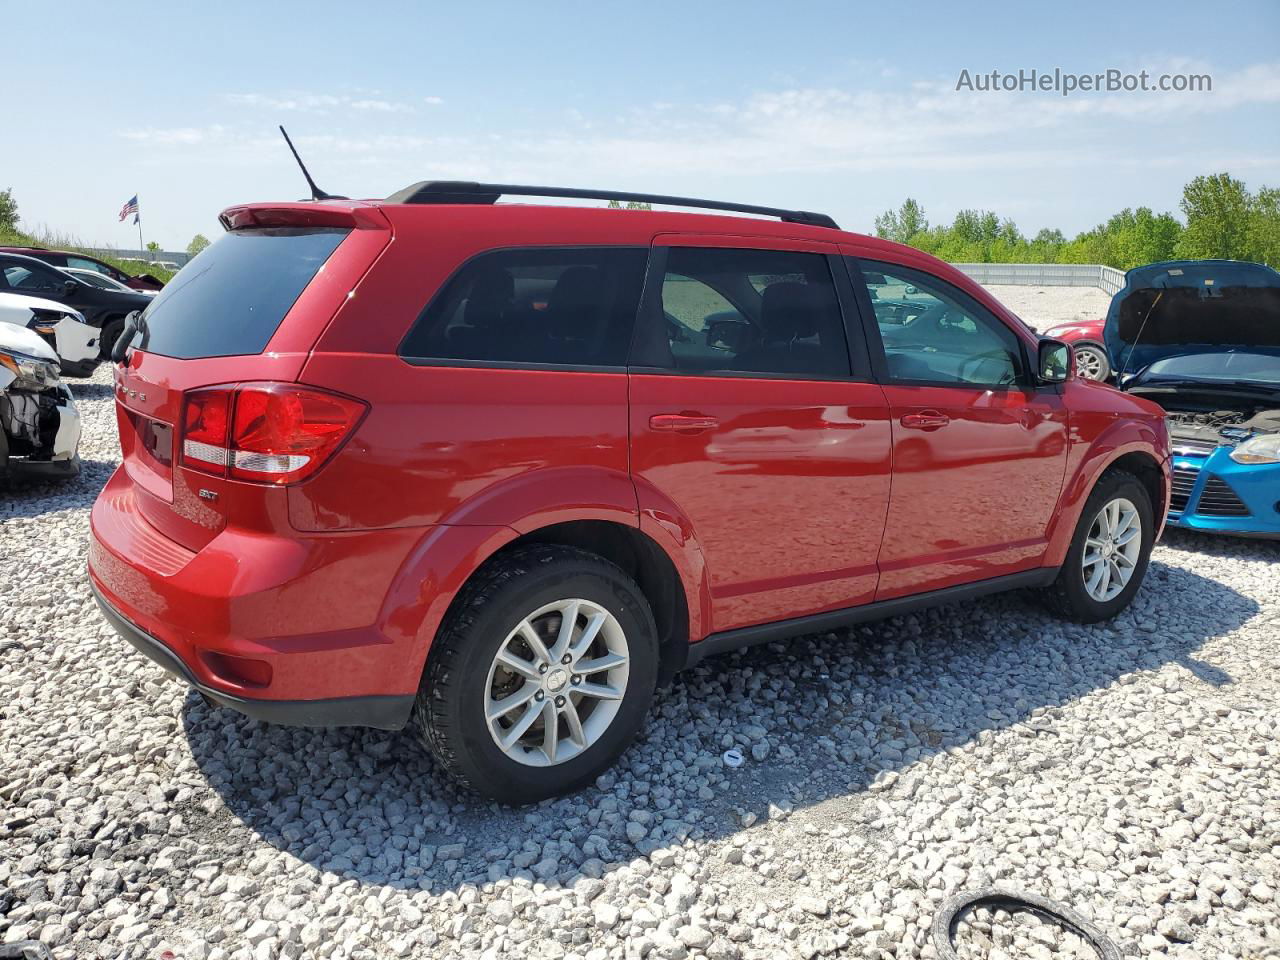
[931,889,1122,960]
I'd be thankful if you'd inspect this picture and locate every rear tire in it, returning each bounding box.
[412,545,659,804]
[1042,469,1153,623]
[99,318,125,360]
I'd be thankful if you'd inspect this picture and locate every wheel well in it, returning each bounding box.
[1103,452,1165,521]
[481,521,690,685]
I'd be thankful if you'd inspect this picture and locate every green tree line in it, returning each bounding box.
[874,173,1280,270]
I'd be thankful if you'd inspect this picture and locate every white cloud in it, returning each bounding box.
[120,125,227,145]
[422,96,444,105]
[226,92,413,114]
[350,99,411,113]
[125,62,1278,219]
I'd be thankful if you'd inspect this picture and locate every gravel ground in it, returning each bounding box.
[982,284,1112,332]
[3,335,1279,960]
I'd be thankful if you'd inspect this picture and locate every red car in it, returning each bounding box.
[0,246,165,292]
[1043,317,1111,381]
[88,183,1171,802]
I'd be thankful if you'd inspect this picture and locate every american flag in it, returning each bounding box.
[118,196,139,222]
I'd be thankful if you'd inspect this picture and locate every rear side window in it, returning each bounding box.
[136,227,348,359]
[400,248,647,368]
[654,247,851,378]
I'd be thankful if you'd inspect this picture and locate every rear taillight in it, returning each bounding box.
[180,383,365,485]
[182,389,232,469]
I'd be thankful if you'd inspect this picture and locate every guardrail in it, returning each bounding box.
[954,263,1126,295]
[85,247,193,268]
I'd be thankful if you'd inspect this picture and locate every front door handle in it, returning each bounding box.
[900,410,950,430]
[649,413,719,434]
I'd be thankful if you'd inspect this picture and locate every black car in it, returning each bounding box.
[0,246,165,292]
[0,253,152,359]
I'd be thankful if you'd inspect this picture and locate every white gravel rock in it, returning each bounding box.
[1,356,1278,959]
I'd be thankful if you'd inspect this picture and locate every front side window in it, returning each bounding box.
[856,261,1023,386]
[401,248,647,367]
[1,261,63,294]
[655,248,850,378]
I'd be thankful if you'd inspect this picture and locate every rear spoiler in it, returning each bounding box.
[218,202,387,231]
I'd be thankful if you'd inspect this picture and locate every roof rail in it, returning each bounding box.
[384,181,839,229]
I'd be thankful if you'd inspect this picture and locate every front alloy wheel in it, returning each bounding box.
[1041,468,1154,623]
[485,598,630,767]
[1081,497,1142,602]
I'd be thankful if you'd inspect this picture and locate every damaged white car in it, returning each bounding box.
[0,290,101,378]
[0,322,82,481]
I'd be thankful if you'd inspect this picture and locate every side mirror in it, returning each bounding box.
[706,319,749,353]
[1037,338,1071,384]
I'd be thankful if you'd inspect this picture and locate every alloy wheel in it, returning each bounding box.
[1073,344,1109,381]
[1081,497,1142,602]
[484,598,630,767]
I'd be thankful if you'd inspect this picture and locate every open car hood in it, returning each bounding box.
[1104,260,1280,377]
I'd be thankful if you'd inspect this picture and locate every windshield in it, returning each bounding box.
[1143,351,1280,384]
[137,227,348,359]
[70,270,113,289]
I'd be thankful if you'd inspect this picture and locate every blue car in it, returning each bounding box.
[1104,260,1280,539]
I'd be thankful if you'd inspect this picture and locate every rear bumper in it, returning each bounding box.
[51,317,99,365]
[92,581,413,729]
[88,464,431,725]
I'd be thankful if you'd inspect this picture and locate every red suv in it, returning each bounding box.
[89,183,1171,802]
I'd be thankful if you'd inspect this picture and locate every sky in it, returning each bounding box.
[5,0,1279,251]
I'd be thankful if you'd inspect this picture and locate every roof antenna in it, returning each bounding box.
[279,125,344,201]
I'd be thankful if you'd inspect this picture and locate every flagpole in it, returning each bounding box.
[135,194,144,259]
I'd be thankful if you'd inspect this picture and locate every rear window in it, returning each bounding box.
[136,227,348,359]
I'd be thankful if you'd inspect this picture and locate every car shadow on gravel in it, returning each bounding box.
[0,458,115,518]
[67,380,115,401]
[182,558,1258,896]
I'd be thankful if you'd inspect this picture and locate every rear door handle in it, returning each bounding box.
[900,410,950,430]
[649,413,719,434]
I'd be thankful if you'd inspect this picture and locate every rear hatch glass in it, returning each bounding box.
[135,227,349,359]
[116,225,350,551]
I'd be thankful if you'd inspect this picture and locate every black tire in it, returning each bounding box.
[412,544,659,804]
[1042,469,1154,623]
[99,318,125,360]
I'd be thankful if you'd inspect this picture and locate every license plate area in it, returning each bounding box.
[138,416,174,469]
[123,408,174,502]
